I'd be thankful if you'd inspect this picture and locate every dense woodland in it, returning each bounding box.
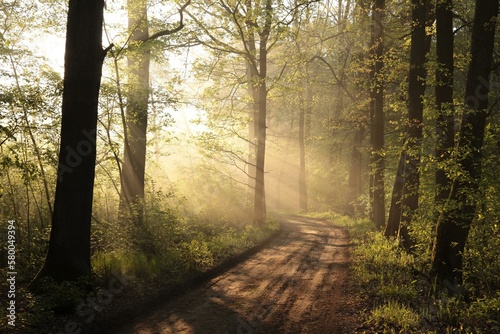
[1,0,499,332]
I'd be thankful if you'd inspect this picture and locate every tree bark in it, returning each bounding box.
[370,0,385,229]
[431,0,498,286]
[434,0,455,206]
[253,78,267,224]
[31,0,106,286]
[253,66,268,224]
[385,153,405,237]
[385,0,430,250]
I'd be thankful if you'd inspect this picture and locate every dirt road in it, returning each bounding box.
[111,216,361,334]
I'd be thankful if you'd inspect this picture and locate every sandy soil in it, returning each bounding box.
[110,216,362,334]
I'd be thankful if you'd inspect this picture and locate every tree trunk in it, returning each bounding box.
[253,0,272,225]
[347,123,365,215]
[31,0,106,286]
[434,0,455,206]
[385,0,430,250]
[119,0,150,225]
[431,0,498,286]
[370,0,385,229]
[253,78,267,224]
[385,153,405,237]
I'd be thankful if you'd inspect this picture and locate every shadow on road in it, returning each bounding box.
[105,215,361,334]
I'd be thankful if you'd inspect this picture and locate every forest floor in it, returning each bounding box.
[102,215,364,334]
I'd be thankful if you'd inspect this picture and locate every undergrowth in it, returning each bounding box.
[92,215,279,282]
[313,211,500,334]
[0,201,279,334]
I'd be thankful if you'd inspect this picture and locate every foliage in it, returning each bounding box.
[331,213,500,333]
[89,177,280,282]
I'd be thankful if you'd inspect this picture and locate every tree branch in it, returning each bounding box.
[147,0,191,41]
[311,55,357,101]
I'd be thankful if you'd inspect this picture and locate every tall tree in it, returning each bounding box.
[238,0,273,224]
[31,0,107,285]
[252,0,272,225]
[431,0,499,286]
[370,0,386,229]
[434,0,454,208]
[119,0,151,224]
[188,0,291,224]
[385,0,431,250]
[119,0,188,225]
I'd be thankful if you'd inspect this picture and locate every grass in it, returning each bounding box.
[369,300,420,332]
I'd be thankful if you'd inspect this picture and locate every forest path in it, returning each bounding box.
[111,216,361,334]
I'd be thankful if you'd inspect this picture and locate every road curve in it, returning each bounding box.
[111,216,360,334]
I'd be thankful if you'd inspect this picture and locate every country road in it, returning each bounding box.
[110,216,361,334]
